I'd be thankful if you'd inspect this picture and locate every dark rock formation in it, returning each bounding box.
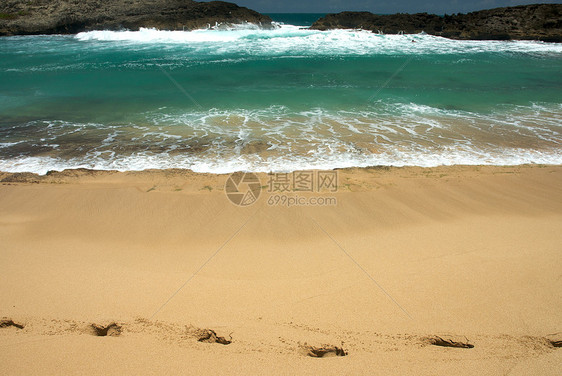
[311,4,562,42]
[0,0,273,36]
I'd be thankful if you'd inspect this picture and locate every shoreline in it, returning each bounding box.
[1,163,561,374]
[2,162,562,176]
[1,4,560,42]
[0,164,561,190]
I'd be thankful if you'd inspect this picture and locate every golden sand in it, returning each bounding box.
[0,165,561,374]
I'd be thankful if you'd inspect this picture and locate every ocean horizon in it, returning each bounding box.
[0,14,561,175]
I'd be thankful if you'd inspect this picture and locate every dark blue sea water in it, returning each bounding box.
[266,13,327,26]
[0,19,561,173]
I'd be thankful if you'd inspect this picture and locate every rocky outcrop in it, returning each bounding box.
[310,4,562,42]
[0,0,273,36]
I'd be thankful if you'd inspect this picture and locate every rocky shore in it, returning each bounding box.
[311,4,562,42]
[1,2,560,41]
[0,0,273,36]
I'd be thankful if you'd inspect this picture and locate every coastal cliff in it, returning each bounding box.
[0,0,273,36]
[311,4,562,42]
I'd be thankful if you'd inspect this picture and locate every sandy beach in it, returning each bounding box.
[0,164,561,374]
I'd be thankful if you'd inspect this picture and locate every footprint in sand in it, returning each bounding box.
[546,333,561,348]
[197,329,232,345]
[304,344,348,358]
[427,335,474,349]
[90,323,122,337]
[0,319,24,329]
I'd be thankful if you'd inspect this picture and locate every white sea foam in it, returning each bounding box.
[0,141,22,148]
[1,147,561,176]
[74,26,562,56]
[1,104,561,175]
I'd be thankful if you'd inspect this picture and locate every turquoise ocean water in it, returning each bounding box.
[0,14,561,174]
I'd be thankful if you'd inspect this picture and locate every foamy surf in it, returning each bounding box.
[0,103,560,175]
[1,146,561,176]
[74,26,562,56]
